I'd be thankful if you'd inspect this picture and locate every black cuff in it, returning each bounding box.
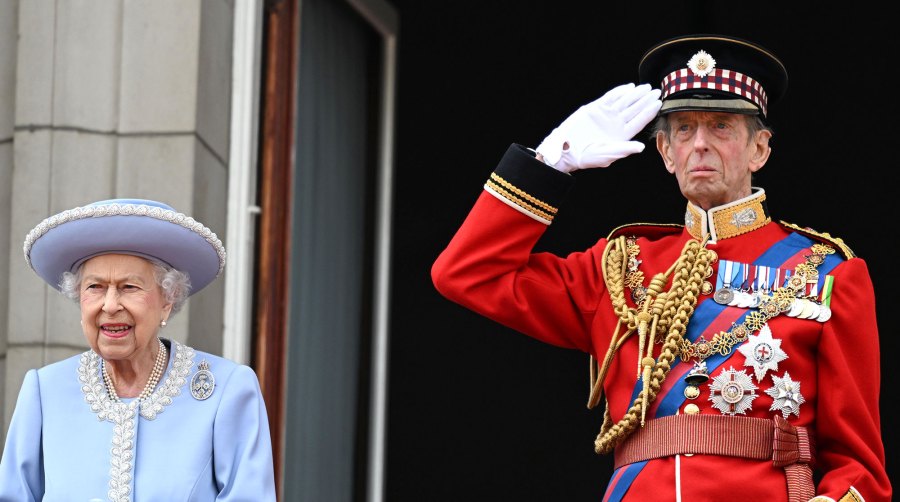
[484,143,575,223]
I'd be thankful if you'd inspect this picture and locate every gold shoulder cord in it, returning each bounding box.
[588,236,715,454]
[780,221,855,259]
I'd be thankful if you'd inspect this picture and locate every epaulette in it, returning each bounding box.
[606,222,684,241]
[778,220,855,259]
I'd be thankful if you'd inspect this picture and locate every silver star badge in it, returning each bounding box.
[765,371,805,418]
[737,323,788,382]
[709,367,758,416]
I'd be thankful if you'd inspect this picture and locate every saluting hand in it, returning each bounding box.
[536,83,662,173]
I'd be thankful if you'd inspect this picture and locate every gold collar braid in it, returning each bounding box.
[685,188,770,242]
[588,236,715,455]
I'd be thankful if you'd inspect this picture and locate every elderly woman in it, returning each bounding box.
[0,199,275,501]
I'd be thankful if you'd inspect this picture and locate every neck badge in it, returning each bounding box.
[683,361,710,399]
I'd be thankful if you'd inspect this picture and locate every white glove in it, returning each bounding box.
[536,83,662,173]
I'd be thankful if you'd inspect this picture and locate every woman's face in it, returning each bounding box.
[78,254,172,362]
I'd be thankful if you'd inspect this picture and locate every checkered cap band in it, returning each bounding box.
[661,67,768,116]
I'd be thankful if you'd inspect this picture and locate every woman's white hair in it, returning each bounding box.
[59,258,192,315]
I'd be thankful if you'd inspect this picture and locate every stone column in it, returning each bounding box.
[2,0,233,439]
[0,0,20,431]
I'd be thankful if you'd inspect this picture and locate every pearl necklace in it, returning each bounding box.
[102,338,168,402]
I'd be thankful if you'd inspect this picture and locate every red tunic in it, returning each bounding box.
[432,144,890,502]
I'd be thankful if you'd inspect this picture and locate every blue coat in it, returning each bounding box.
[0,339,276,501]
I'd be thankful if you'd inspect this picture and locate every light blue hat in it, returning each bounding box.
[23,199,226,295]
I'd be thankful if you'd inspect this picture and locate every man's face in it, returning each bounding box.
[656,111,771,210]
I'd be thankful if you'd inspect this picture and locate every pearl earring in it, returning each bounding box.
[161,320,167,327]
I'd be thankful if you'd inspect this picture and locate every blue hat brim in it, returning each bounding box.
[24,199,225,295]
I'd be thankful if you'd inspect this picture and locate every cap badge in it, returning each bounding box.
[687,50,716,78]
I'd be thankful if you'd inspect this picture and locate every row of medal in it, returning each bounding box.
[681,324,805,419]
[712,259,832,322]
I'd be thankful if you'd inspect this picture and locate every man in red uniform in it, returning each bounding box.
[432,34,890,502]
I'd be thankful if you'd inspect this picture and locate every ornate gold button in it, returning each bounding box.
[684,385,700,399]
[683,403,700,456]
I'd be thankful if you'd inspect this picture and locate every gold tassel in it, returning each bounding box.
[635,311,652,377]
[640,356,655,426]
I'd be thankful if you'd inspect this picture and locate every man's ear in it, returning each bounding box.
[749,129,772,173]
[656,132,675,174]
